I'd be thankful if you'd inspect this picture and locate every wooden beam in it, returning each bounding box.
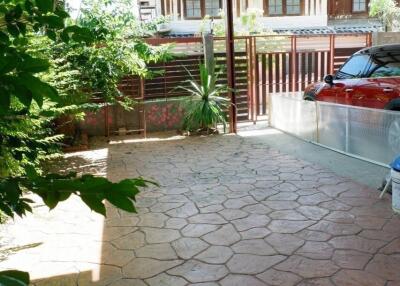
[226,0,237,133]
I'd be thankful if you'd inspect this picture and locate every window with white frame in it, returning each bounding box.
[205,0,220,16]
[266,0,303,16]
[184,0,221,19]
[268,0,283,15]
[185,0,201,18]
[286,0,301,14]
[353,0,367,12]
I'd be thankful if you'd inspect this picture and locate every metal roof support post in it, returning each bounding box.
[226,0,237,134]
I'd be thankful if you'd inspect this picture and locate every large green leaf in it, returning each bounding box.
[36,0,54,13]
[0,270,29,286]
[0,91,11,113]
[0,55,17,74]
[105,191,136,213]
[40,15,64,29]
[19,56,50,73]
[13,84,33,107]
[20,73,58,106]
[81,194,106,216]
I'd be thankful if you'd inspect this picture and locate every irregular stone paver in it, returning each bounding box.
[227,254,286,274]
[365,254,400,281]
[240,228,271,239]
[1,133,400,286]
[295,241,334,259]
[145,273,187,286]
[219,209,248,220]
[265,233,305,255]
[332,270,386,286]
[231,239,276,255]
[112,231,145,250]
[309,221,362,236]
[188,214,227,225]
[332,250,372,270]
[257,269,302,286]
[275,256,340,278]
[328,236,387,254]
[181,224,219,237]
[123,258,182,279]
[220,274,267,286]
[141,227,180,244]
[135,243,178,260]
[195,246,233,264]
[203,224,241,246]
[167,260,228,283]
[172,237,209,259]
[268,220,315,234]
[231,214,270,231]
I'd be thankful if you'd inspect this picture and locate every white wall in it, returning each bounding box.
[169,15,328,34]
[260,15,327,29]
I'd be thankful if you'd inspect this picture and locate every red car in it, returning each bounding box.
[304,44,400,111]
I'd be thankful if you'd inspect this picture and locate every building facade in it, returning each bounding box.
[139,0,395,34]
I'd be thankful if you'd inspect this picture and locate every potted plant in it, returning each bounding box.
[177,62,231,135]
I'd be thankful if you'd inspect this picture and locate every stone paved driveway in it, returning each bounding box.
[1,133,400,286]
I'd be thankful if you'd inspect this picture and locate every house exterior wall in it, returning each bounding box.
[157,0,329,33]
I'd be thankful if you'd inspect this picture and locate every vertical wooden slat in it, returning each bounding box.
[268,54,273,95]
[308,52,313,86]
[275,53,280,93]
[252,37,257,121]
[300,53,306,91]
[329,34,335,75]
[313,52,319,83]
[248,37,253,121]
[161,0,165,15]
[261,54,267,116]
[282,53,287,93]
[291,36,297,92]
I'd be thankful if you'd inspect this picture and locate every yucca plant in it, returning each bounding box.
[178,63,231,134]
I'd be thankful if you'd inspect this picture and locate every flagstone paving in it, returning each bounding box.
[1,133,400,286]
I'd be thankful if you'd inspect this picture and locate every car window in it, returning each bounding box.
[370,62,400,77]
[368,51,400,78]
[336,54,370,80]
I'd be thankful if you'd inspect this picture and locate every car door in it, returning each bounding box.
[328,54,370,105]
[354,77,398,109]
[355,59,400,109]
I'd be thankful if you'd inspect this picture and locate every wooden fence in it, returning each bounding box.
[101,33,372,136]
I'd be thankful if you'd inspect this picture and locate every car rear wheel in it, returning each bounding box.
[303,94,315,101]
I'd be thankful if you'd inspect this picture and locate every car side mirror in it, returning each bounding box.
[324,74,334,85]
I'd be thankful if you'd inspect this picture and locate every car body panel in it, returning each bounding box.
[304,44,400,110]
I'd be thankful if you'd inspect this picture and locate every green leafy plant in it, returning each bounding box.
[178,63,230,133]
[370,0,400,31]
[0,270,29,286]
[0,0,166,284]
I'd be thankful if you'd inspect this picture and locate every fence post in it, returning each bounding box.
[140,77,147,138]
[329,34,335,75]
[202,33,214,74]
[252,36,258,123]
[226,0,237,134]
[291,35,297,92]
[366,32,373,47]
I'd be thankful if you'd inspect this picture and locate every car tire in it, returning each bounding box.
[303,94,315,101]
[385,100,400,112]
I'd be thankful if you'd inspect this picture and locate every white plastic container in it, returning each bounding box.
[391,169,400,214]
